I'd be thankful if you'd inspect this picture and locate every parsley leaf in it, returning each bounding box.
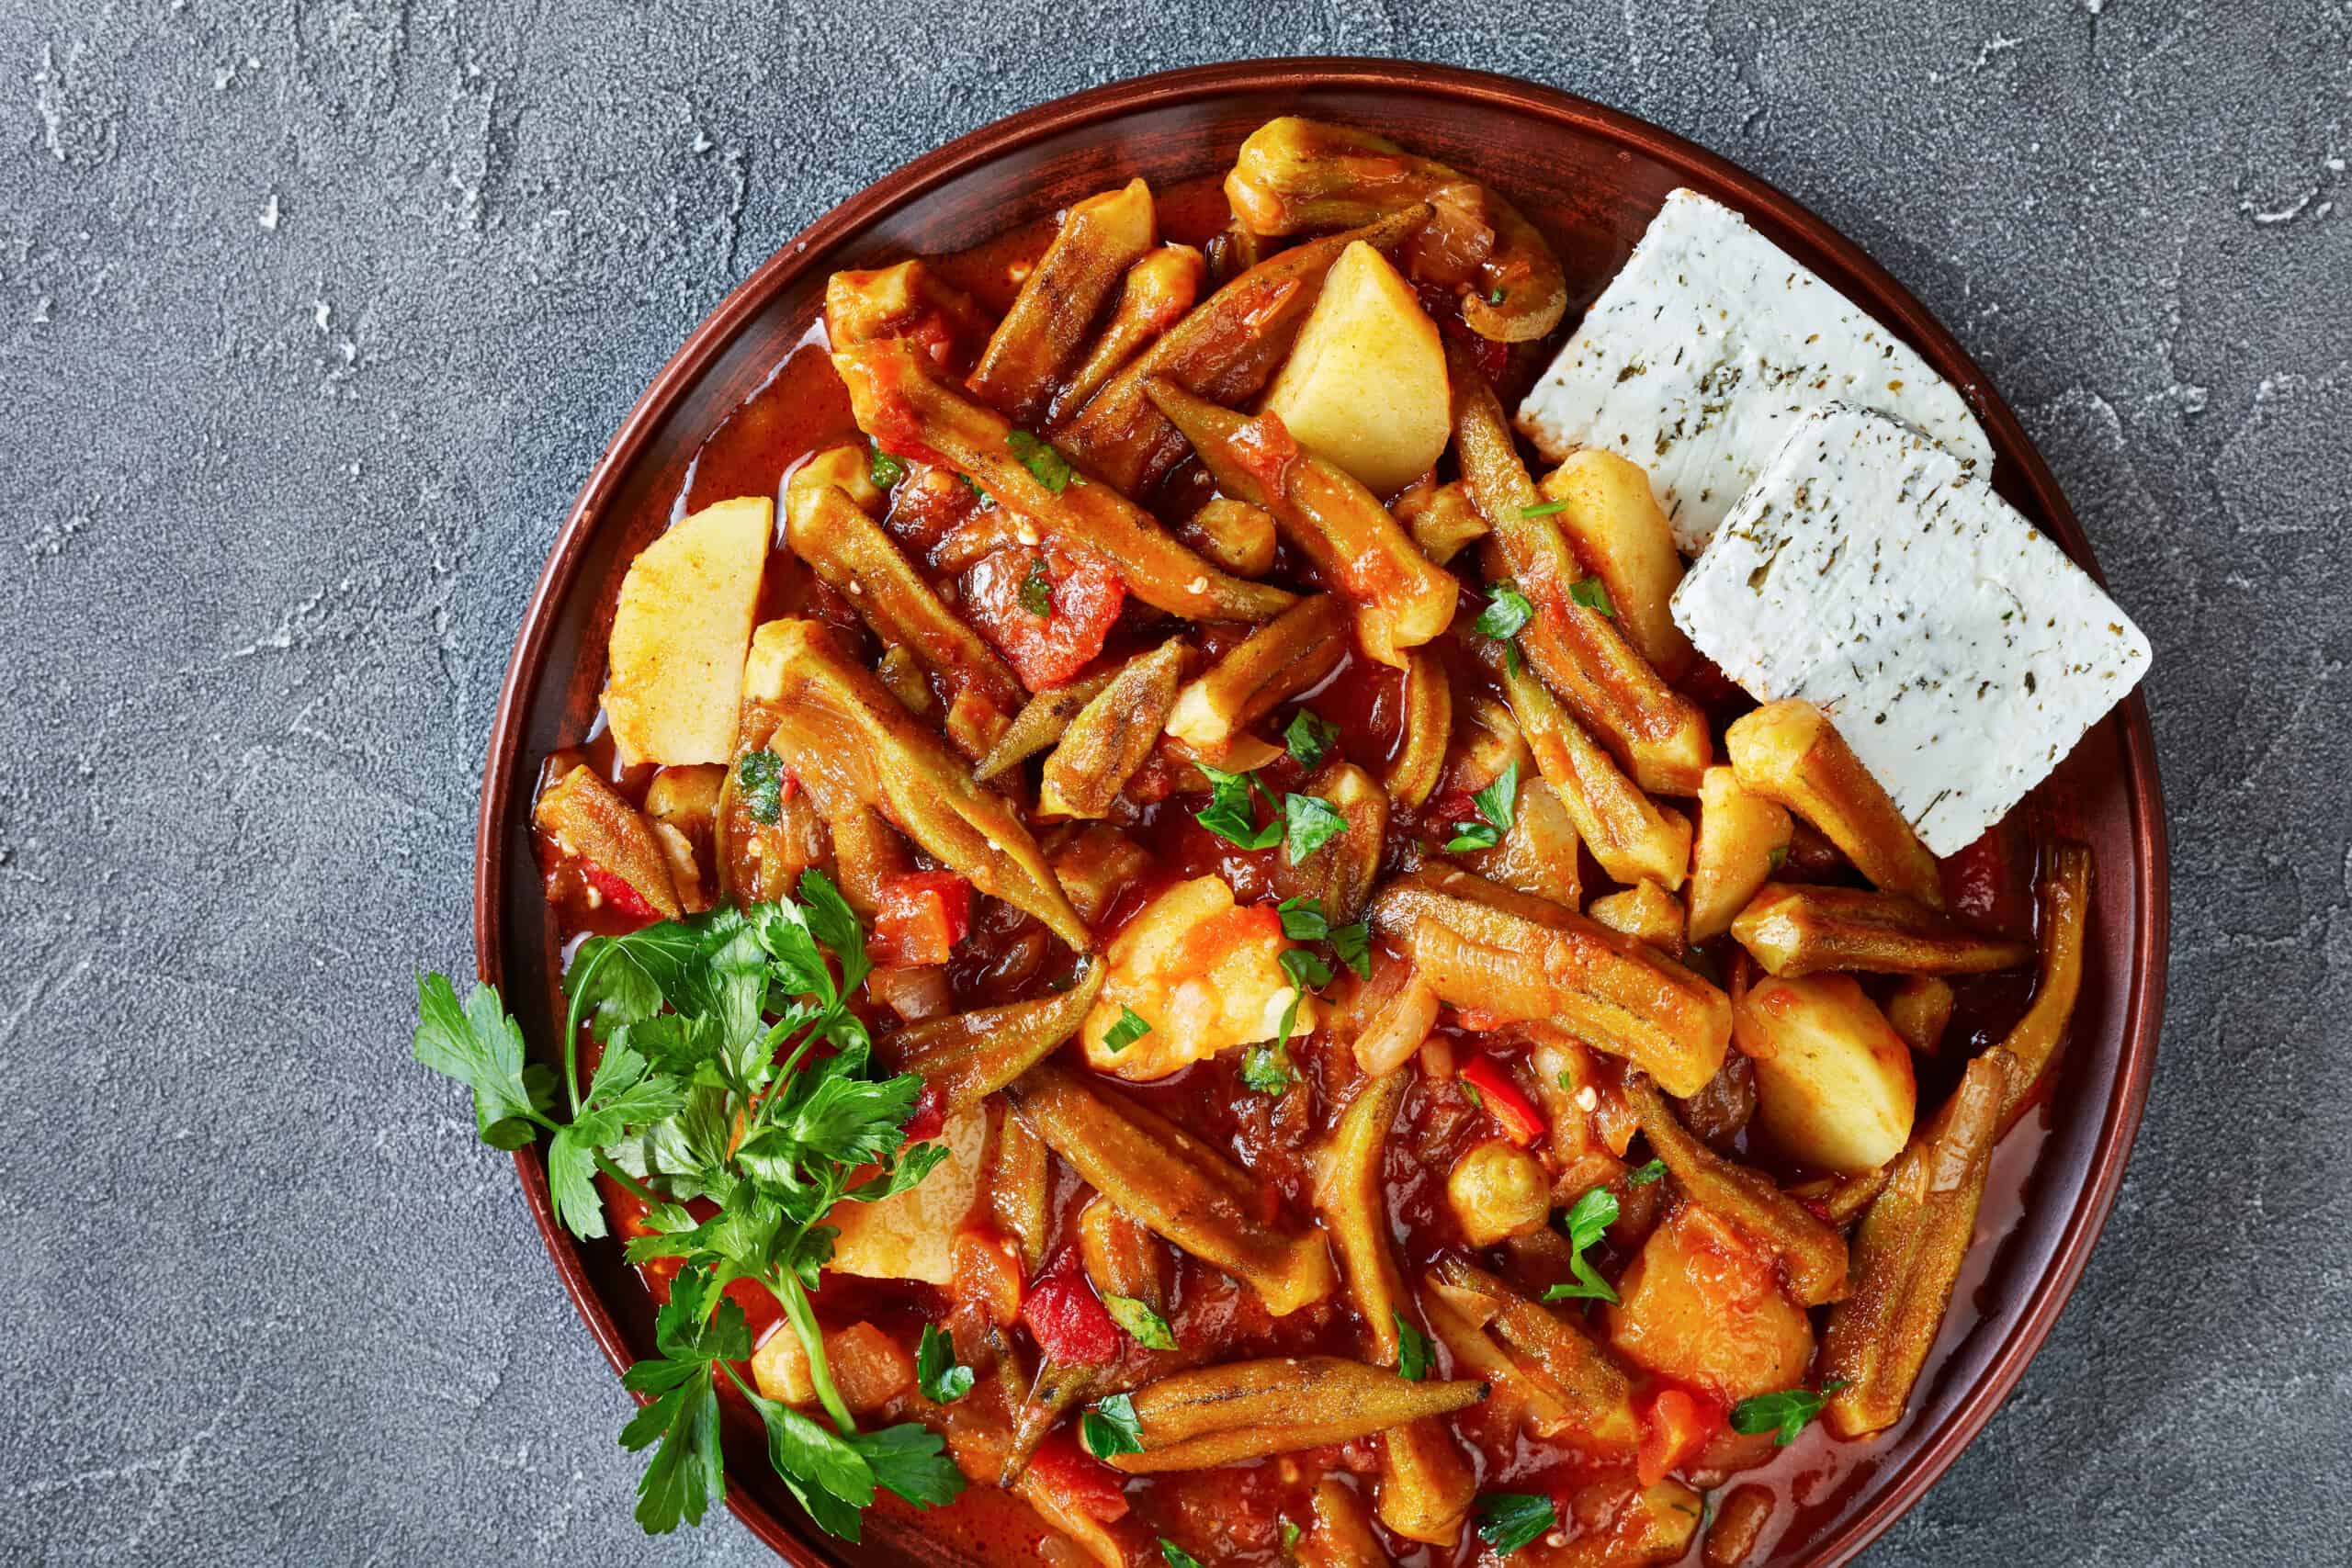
[1280,946,1333,997]
[1767,842,1790,871]
[1329,920,1372,979]
[1020,558,1055,617]
[1445,761,1519,852]
[847,1424,964,1508]
[1543,1186,1621,1303]
[1081,1393,1145,1459]
[618,1265,750,1533]
[1103,1294,1177,1350]
[1628,1157,1668,1186]
[1569,575,1616,616]
[413,974,552,1148]
[1283,708,1340,770]
[1395,1311,1431,1382]
[1729,1382,1849,1446]
[1474,581,1534,641]
[1102,1006,1153,1055]
[1283,792,1349,862]
[1007,430,1076,493]
[1475,1492,1556,1554]
[1195,763,1282,850]
[735,751,785,825]
[1276,894,1329,942]
[1160,1540,1204,1568]
[1240,1041,1295,1095]
[916,1323,974,1404]
[867,444,907,490]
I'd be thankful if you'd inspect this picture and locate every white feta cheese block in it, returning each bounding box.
[1671,403,2152,856]
[1516,187,1994,554]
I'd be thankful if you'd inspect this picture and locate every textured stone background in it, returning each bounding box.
[3,1,2346,1563]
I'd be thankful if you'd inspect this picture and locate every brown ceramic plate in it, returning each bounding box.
[472,58,2167,1568]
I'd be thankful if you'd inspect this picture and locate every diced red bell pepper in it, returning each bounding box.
[962,544,1125,691]
[1461,1055,1546,1146]
[871,871,973,968]
[1636,1387,1722,1487]
[1022,1254,1121,1367]
[582,863,661,923]
[1026,1429,1131,1522]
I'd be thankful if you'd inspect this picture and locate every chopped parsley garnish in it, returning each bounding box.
[1543,1185,1621,1304]
[1007,429,1076,492]
[867,444,907,490]
[1518,499,1569,518]
[915,1323,973,1404]
[412,873,963,1541]
[1767,842,1790,871]
[1444,761,1519,852]
[1081,1393,1145,1459]
[1487,286,1508,305]
[1283,792,1350,862]
[735,751,785,826]
[1395,1311,1431,1382]
[1284,707,1340,770]
[1729,1382,1849,1446]
[1194,762,1283,850]
[1102,1006,1153,1055]
[1103,1294,1177,1350]
[1019,558,1055,617]
[1328,919,1372,979]
[1474,581,1534,641]
[1475,1492,1556,1554]
[1628,1157,1668,1187]
[1280,1519,1302,1554]
[1240,1041,1295,1094]
[1568,575,1617,616]
[1160,1540,1204,1568]
[1278,895,1371,979]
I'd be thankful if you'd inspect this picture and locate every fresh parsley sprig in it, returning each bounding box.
[1543,1185,1621,1304]
[1729,1382,1849,1446]
[413,870,963,1541]
[1444,761,1520,853]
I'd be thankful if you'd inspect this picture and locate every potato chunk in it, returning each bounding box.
[823,1105,987,1285]
[1735,976,1917,1172]
[1688,766,1793,942]
[602,496,770,766]
[1262,241,1449,497]
[1081,876,1306,1080]
[1605,1204,1815,1403]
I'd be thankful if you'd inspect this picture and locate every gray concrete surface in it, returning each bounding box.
[1,1,2344,1562]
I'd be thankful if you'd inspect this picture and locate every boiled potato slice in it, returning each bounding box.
[1262,241,1448,498]
[603,496,771,767]
[1604,1205,1814,1403]
[1534,449,1695,680]
[1688,766,1794,942]
[1081,875,1305,1080]
[822,1104,986,1285]
[1735,976,1917,1172]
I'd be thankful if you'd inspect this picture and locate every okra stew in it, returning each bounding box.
[421,117,2132,1568]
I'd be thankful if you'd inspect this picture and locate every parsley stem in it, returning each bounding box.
[591,1150,666,1212]
[559,943,623,1118]
[774,1267,858,1436]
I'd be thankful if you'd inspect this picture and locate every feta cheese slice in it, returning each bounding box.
[1671,404,2151,856]
[1516,187,1993,554]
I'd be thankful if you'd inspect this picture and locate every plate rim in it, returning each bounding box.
[471,56,2168,1568]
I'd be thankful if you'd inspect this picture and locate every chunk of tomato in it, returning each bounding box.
[1026,1429,1131,1522]
[1636,1387,1722,1487]
[581,863,661,923]
[871,870,973,968]
[962,543,1125,691]
[1022,1253,1120,1367]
